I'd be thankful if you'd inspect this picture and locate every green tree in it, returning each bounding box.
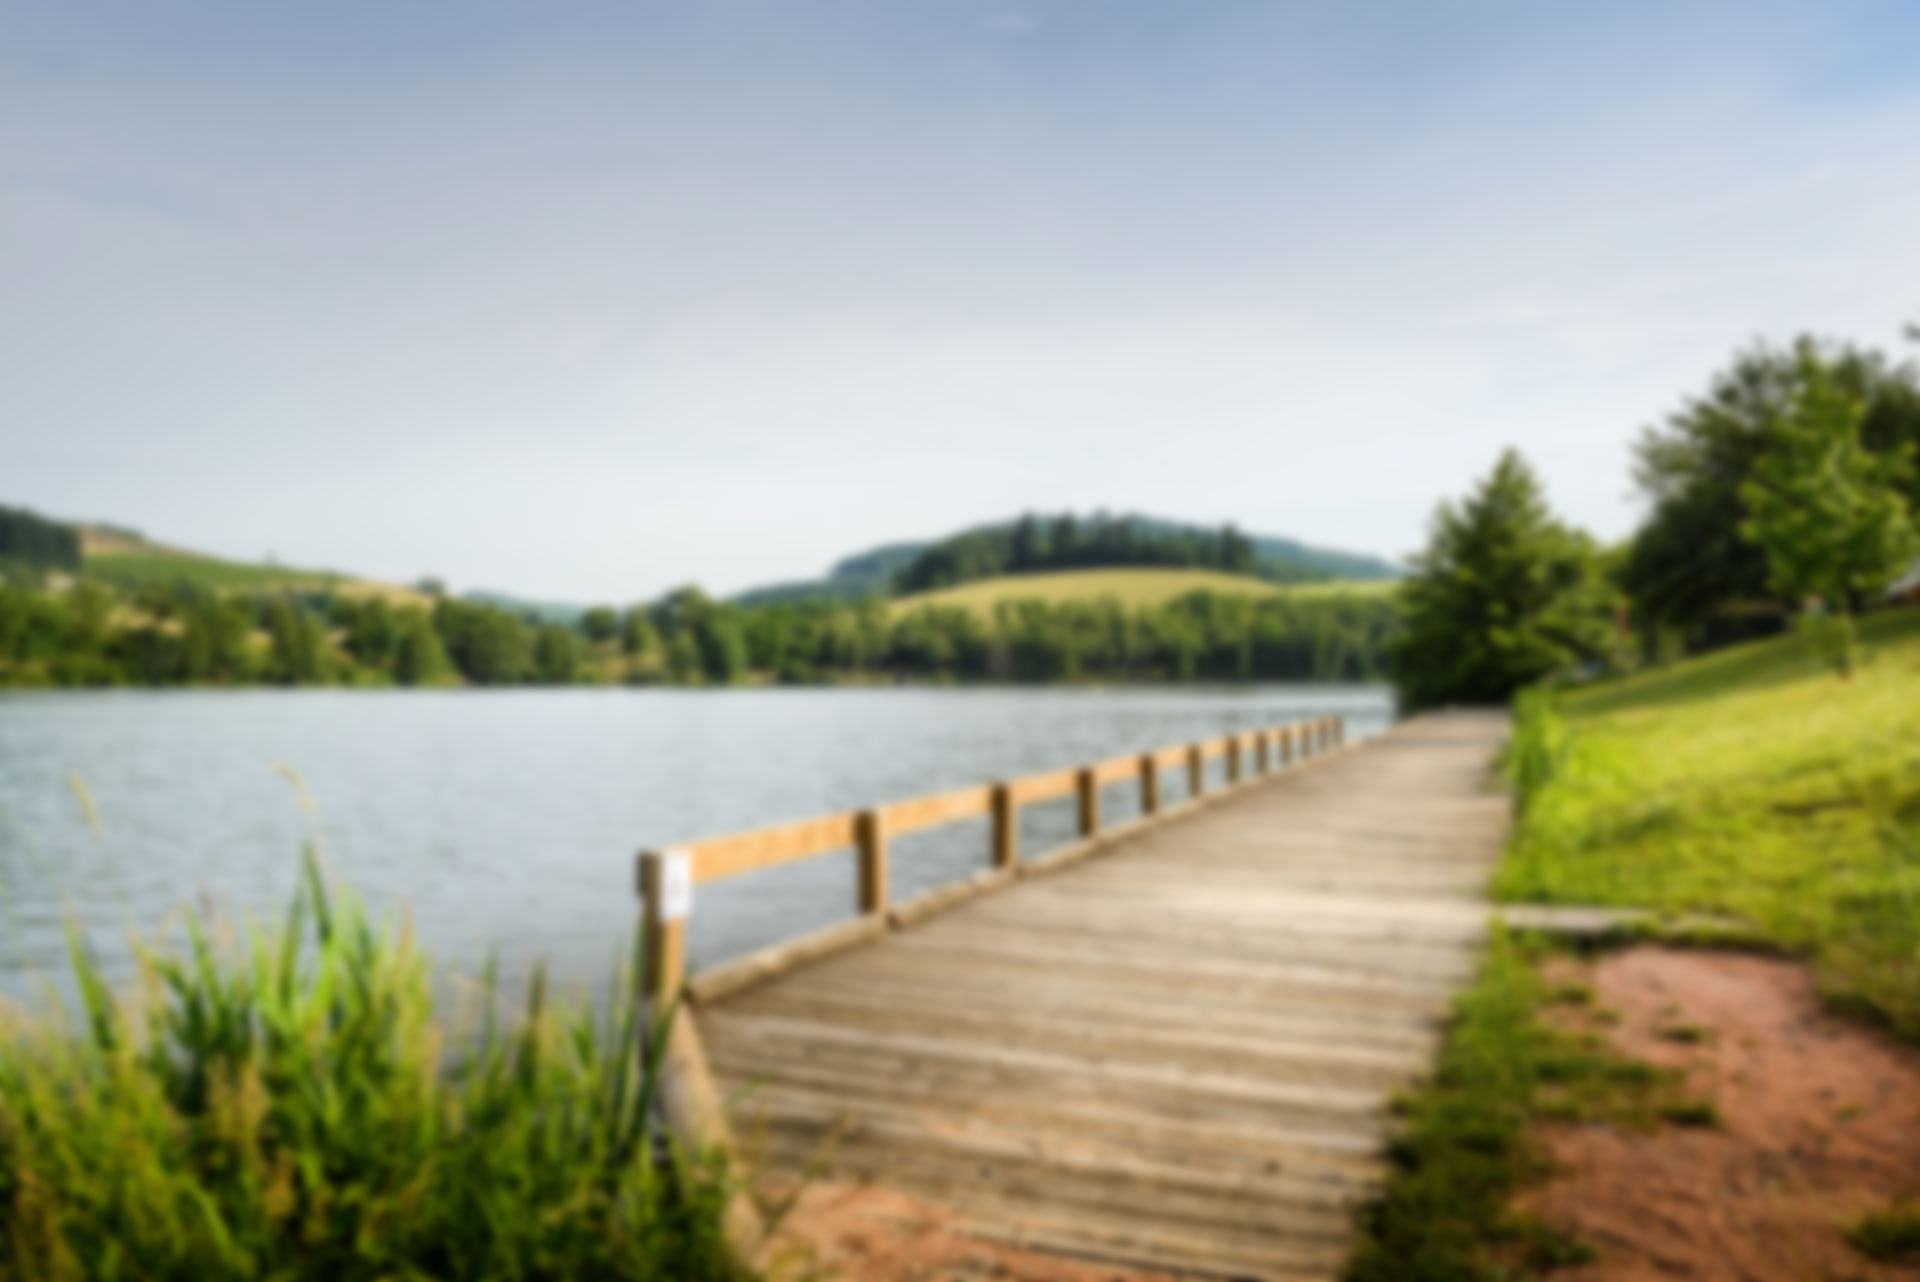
[0,505,81,573]
[622,608,658,657]
[1624,338,1920,636]
[1739,349,1919,674]
[532,623,583,683]
[264,597,332,685]
[393,607,451,685]
[693,611,747,685]
[1393,450,1616,710]
[581,606,618,644]
[433,599,532,684]
[665,631,702,683]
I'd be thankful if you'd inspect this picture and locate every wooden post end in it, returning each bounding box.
[991,783,1017,870]
[639,849,688,1002]
[855,808,888,917]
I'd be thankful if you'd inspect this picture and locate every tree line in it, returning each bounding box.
[0,505,80,574]
[1393,328,1920,708]
[0,573,1398,689]
[891,513,1286,594]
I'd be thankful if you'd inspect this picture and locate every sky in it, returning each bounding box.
[4,1,1919,602]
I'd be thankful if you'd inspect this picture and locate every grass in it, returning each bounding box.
[889,567,1394,619]
[1351,612,1920,1277]
[1345,929,1707,1282]
[1495,605,1920,1037]
[0,853,741,1281]
[82,539,425,603]
[1850,1207,1920,1264]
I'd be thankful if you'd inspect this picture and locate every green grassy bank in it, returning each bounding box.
[0,858,738,1282]
[1498,606,1920,1037]
[1348,606,1920,1280]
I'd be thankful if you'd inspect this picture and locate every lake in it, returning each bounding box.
[0,685,1393,1002]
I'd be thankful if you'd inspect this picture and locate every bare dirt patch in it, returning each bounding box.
[1523,947,1920,1281]
[760,1181,1180,1282]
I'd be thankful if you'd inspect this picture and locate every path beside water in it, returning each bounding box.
[707,710,1511,1280]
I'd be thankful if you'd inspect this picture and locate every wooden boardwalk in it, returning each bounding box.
[690,711,1511,1280]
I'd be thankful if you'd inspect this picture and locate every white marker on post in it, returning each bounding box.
[658,848,693,922]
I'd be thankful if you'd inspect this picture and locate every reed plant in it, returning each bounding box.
[0,853,741,1281]
[1501,687,1568,813]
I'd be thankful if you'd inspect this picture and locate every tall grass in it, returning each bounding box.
[0,853,741,1281]
[1495,606,1920,1038]
[1502,688,1568,813]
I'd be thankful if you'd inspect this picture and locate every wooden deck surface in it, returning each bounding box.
[700,710,1512,1280]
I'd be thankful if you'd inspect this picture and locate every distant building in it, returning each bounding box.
[1890,557,1920,606]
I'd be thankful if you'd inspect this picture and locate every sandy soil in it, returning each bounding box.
[1523,947,1920,1281]
[760,1181,1180,1282]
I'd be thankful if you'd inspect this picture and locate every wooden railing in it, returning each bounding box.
[636,714,1347,1006]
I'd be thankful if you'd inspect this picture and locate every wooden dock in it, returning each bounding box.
[642,710,1511,1280]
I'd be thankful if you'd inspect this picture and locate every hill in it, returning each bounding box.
[77,524,428,603]
[731,512,1400,605]
[890,567,1394,619]
[732,542,924,607]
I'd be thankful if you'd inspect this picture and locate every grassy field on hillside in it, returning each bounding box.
[1497,605,1920,1036]
[890,567,1394,618]
[81,531,427,603]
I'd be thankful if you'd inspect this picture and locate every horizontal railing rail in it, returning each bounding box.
[637,714,1348,1005]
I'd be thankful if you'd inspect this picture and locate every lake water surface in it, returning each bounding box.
[0,685,1392,1000]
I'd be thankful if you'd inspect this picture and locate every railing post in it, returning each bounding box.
[636,848,764,1269]
[1139,754,1159,816]
[1076,766,1099,838]
[638,848,690,1004]
[1336,716,1345,747]
[1226,736,1243,786]
[1256,730,1272,775]
[1279,725,1293,767]
[1188,743,1205,799]
[991,783,1017,870]
[855,808,888,916]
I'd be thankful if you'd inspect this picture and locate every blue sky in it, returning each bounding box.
[5,1,1919,599]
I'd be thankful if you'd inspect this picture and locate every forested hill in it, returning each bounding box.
[733,513,1400,605]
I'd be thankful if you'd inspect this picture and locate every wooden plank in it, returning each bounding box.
[656,1012,766,1264]
[687,914,888,1006]
[1090,753,1139,786]
[888,866,1016,930]
[884,783,994,835]
[1149,744,1189,771]
[1010,766,1080,805]
[688,811,859,884]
